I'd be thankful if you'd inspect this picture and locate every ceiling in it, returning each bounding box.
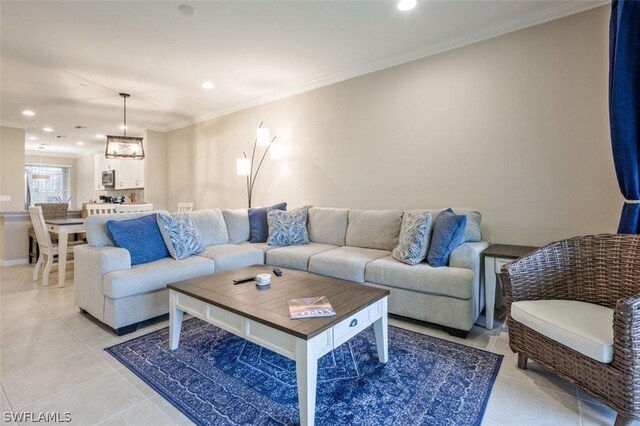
[1,0,607,157]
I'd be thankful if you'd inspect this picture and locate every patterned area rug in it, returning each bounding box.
[106,319,502,426]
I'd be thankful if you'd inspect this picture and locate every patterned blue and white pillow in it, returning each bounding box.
[156,213,206,260]
[392,211,433,266]
[267,208,310,247]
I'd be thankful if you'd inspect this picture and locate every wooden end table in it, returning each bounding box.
[482,243,538,329]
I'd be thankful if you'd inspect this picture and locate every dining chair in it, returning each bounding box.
[85,203,117,216]
[115,203,153,213]
[28,206,85,287]
[177,202,194,214]
[28,203,69,263]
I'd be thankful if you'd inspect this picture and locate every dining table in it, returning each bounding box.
[45,218,86,287]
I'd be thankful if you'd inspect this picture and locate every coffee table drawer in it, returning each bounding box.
[333,307,371,347]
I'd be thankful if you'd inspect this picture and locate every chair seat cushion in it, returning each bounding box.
[511,300,614,363]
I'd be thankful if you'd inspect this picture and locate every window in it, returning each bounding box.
[25,164,71,206]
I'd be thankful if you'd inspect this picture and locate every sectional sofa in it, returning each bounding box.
[74,207,488,336]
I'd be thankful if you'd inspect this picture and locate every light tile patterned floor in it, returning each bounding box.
[0,263,629,425]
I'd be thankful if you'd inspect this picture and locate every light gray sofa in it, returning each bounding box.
[74,207,488,336]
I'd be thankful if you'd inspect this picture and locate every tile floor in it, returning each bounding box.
[0,263,630,425]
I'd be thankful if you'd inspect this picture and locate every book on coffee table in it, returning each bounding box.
[288,296,336,319]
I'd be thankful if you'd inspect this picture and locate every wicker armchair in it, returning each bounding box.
[500,234,640,426]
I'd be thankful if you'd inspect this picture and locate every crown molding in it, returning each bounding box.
[1,121,28,129]
[159,0,610,133]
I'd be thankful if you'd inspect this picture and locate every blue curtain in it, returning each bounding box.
[609,0,640,233]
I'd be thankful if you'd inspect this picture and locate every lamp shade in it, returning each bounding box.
[236,158,251,176]
[256,127,270,147]
[270,142,283,159]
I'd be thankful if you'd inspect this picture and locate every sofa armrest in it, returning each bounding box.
[73,245,131,321]
[449,241,490,316]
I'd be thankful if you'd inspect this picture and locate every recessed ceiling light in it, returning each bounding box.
[397,0,417,11]
[28,136,38,141]
[96,134,105,139]
[119,125,128,130]
[22,110,36,116]
[76,141,85,146]
[178,4,196,16]
[201,81,215,90]
[75,125,86,129]
[43,127,53,132]
[55,135,66,139]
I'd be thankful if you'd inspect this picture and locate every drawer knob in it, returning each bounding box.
[350,319,358,328]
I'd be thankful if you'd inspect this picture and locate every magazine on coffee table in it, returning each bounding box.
[288,296,336,319]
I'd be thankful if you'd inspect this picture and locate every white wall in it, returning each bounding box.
[164,6,620,246]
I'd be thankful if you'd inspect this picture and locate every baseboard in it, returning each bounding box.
[0,258,29,267]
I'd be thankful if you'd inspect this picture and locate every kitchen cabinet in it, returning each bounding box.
[115,159,145,190]
[95,154,145,190]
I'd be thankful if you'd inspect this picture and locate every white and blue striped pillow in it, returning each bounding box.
[392,211,433,266]
[156,213,206,260]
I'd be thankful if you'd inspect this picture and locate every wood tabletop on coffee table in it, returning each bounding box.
[168,264,389,340]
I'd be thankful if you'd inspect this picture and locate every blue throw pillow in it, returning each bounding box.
[248,202,287,243]
[427,208,467,267]
[106,214,169,266]
[156,213,206,260]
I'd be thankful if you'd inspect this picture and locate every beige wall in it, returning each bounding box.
[165,6,620,246]
[0,126,26,212]
[144,130,168,211]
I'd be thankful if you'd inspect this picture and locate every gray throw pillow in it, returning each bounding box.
[267,208,310,247]
[392,211,432,266]
[156,213,206,260]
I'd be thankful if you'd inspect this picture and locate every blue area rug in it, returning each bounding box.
[106,319,502,425]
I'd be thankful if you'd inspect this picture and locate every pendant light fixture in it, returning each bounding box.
[105,93,145,160]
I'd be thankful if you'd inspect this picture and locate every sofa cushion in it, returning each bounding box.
[104,256,215,299]
[406,208,482,243]
[346,209,402,251]
[86,210,170,247]
[267,208,310,247]
[511,300,614,363]
[156,213,206,260]
[248,202,287,243]
[309,246,390,283]
[188,209,229,245]
[106,214,169,266]
[427,209,466,267]
[199,244,265,272]
[222,209,250,244]
[266,242,338,271]
[307,207,349,246]
[392,211,433,266]
[365,256,474,300]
